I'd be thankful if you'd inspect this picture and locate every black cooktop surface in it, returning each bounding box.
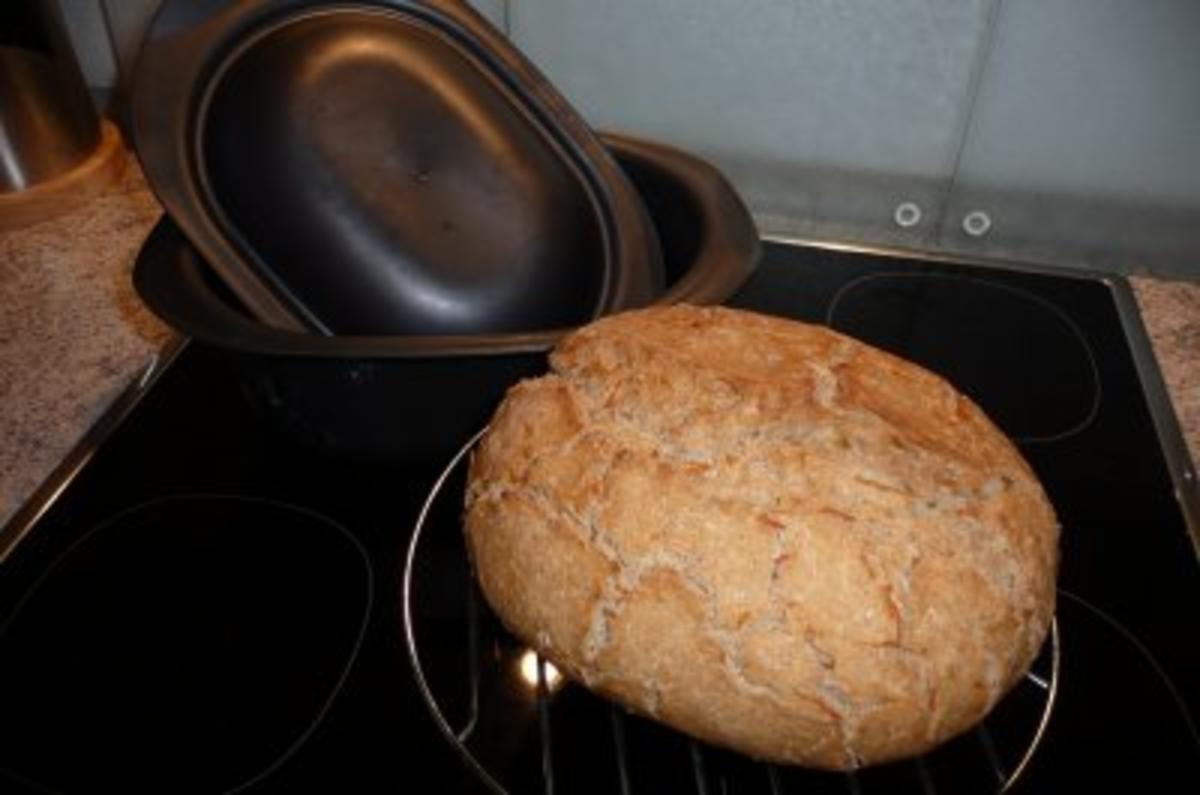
[2,242,1197,793]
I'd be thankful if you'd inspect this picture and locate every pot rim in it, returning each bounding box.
[133,132,761,360]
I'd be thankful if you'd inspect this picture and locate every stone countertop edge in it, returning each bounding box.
[2,162,1199,530]
[1,161,171,531]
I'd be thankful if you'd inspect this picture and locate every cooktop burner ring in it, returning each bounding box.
[1055,588,1200,756]
[825,271,1102,445]
[0,493,374,794]
[402,433,1061,794]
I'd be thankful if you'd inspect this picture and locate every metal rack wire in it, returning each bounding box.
[466,603,1056,795]
[403,450,1060,795]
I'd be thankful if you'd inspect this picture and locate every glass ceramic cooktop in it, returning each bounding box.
[1,241,1197,793]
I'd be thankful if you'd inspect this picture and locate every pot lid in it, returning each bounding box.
[131,0,663,335]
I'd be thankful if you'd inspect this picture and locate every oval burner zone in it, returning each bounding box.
[0,494,373,794]
[826,272,1100,444]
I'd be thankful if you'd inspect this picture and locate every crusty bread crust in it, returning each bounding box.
[464,304,1058,769]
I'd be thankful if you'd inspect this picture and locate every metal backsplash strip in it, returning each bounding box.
[506,0,1200,277]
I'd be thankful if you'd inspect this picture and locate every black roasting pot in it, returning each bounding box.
[134,132,761,463]
[131,0,664,335]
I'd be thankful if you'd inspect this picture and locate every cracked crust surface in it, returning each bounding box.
[464,304,1059,770]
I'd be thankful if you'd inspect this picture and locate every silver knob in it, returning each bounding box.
[893,201,923,228]
[962,210,992,237]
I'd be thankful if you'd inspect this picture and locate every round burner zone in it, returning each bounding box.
[826,272,1101,445]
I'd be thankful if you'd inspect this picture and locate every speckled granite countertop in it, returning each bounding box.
[1,161,171,529]
[2,161,1200,529]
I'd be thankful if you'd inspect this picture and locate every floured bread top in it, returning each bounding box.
[464,304,1059,769]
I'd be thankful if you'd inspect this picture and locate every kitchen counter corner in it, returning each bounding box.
[1,159,171,529]
[1129,277,1200,476]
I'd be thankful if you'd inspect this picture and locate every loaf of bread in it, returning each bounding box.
[464,304,1058,769]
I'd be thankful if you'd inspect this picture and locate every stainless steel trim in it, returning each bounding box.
[760,231,1107,282]
[1109,277,1200,561]
[0,335,189,563]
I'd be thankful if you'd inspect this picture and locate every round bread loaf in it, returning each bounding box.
[464,304,1058,769]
